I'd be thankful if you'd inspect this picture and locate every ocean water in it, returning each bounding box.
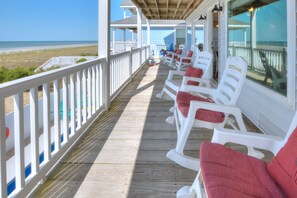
[0,41,97,52]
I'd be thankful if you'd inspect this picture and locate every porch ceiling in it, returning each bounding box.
[130,0,203,20]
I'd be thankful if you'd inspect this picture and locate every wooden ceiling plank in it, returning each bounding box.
[154,0,160,19]
[141,0,153,19]
[173,0,183,19]
[166,0,169,19]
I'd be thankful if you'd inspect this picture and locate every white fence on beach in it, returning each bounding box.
[35,56,97,72]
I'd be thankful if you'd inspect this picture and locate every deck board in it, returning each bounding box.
[32,61,266,198]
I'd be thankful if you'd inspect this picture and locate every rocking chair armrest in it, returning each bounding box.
[182,77,211,88]
[180,85,215,96]
[167,70,186,80]
[212,128,283,155]
[179,56,192,61]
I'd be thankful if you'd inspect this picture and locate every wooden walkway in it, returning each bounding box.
[33,61,264,198]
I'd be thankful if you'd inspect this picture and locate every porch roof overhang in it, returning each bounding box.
[111,15,185,29]
[129,0,203,20]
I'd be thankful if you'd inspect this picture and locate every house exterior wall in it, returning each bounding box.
[187,0,296,137]
[142,27,175,48]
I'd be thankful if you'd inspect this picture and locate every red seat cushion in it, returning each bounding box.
[267,127,297,197]
[176,92,225,123]
[187,50,193,57]
[200,141,286,198]
[184,66,203,86]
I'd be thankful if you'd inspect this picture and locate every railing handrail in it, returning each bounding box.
[110,50,131,58]
[0,58,105,98]
[229,45,287,53]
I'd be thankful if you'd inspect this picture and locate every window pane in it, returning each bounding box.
[195,21,204,52]
[186,26,192,51]
[228,0,287,96]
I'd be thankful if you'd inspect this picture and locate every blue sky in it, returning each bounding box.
[0,0,124,41]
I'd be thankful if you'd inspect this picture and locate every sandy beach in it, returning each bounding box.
[0,44,98,69]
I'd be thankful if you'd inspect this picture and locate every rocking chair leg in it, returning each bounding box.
[169,106,175,113]
[166,115,175,124]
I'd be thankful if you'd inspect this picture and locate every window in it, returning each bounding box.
[176,28,186,47]
[227,0,287,96]
[186,25,192,51]
[195,20,204,52]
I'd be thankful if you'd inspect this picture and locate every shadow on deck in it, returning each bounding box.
[32,61,268,198]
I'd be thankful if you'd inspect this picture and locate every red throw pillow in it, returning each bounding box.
[267,127,297,197]
[185,66,203,86]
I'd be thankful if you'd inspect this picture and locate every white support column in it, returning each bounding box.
[136,7,142,48]
[132,31,134,43]
[185,23,188,53]
[98,0,111,110]
[112,28,116,52]
[191,22,195,49]
[124,29,126,51]
[146,19,151,46]
[124,9,127,19]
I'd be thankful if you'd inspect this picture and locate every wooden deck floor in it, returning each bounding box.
[32,61,265,198]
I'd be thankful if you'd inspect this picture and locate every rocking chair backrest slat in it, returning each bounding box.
[213,56,247,105]
[193,51,212,79]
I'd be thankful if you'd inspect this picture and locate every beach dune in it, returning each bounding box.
[0,45,98,69]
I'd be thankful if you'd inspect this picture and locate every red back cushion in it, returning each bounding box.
[187,50,193,57]
[176,49,182,54]
[267,127,297,197]
[185,66,203,86]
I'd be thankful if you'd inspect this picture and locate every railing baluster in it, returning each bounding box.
[82,70,87,123]
[99,64,103,107]
[92,67,96,114]
[77,71,82,129]
[14,93,25,191]
[43,83,51,162]
[0,98,7,198]
[30,88,39,176]
[87,68,92,117]
[96,65,100,110]
[70,74,76,135]
[62,77,69,143]
[54,80,61,151]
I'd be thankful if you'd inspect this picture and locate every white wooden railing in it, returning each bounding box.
[111,41,138,53]
[150,44,167,57]
[229,46,287,74]
[0,45,149,198]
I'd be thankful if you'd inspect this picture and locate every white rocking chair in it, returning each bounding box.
[174,50,194,71]
[166,56,263,171]
[176,111,297,198]
[164,47,184,67]
[156,51,212,102]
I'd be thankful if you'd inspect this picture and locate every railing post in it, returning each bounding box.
[139,48,142,68]
[98,0,110,111]
[129,49,133,82]
[0,98,7,198]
